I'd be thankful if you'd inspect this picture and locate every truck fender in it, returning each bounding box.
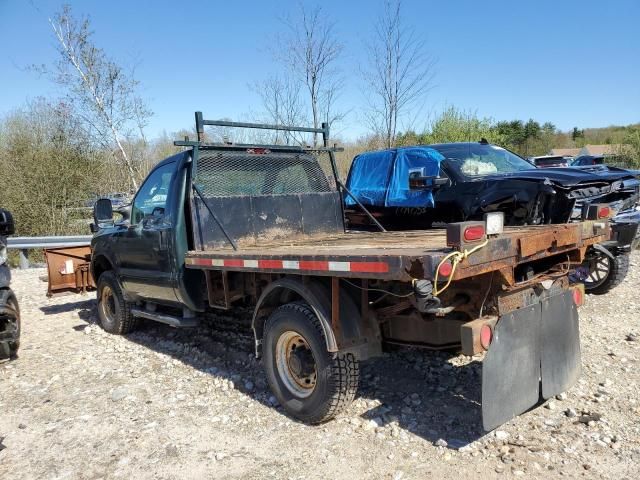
[591,243,616,259]
[91,255,133,301]
[252,277,338,358]
[91,254,114,283]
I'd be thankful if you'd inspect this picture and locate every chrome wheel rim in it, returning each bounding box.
[585,254,611,289]
[275,330,317,398]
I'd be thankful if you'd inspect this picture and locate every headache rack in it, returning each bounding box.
[174,111,338,151]
[174,113,385,247]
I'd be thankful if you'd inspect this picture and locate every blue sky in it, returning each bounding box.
[1,0,639,140]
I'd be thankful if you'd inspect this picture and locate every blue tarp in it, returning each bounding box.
[345,147,444,208]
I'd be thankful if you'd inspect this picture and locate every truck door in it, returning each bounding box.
[117,161,178,302]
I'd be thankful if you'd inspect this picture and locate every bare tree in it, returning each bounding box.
[278,3,344,146]
[45,5,152,190]
[363,0,435,148]
[253,75,305,144]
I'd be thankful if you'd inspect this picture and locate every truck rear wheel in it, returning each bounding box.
[584,251,630,295]
[263,302,359,424]
[97,271,138,334]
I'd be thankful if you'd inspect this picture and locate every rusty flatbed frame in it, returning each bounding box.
[186,221,609,282]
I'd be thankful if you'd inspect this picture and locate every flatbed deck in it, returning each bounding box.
[185,222,609,282]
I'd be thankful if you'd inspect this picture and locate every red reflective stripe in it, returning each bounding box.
[224,259,244,267]
[350,261,389,273]
[299,260,329,271]
[258,259,284,269]
[188,257,390,273]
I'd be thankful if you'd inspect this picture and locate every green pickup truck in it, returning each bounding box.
[88,112,608,430]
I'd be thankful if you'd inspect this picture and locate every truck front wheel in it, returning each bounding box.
[263,302,359,424]
[97,271,138,334]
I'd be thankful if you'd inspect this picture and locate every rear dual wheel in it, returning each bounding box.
[263,302,359,424]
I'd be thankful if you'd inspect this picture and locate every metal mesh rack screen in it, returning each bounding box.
[194,149,337,197]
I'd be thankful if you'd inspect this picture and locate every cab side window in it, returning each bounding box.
[131,162,175,225]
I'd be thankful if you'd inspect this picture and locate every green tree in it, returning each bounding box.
[41,5,152,190]
[0,99,124,236]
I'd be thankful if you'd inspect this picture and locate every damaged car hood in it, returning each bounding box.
[445,166,640,224]
[478,165,637,190]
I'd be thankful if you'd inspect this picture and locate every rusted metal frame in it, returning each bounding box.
[451,230,609,282]
[75,265,91,294]
[360,279,369,332]
[383,338,462,351]
[221,271,232,308]
[46,251,90,262]
[519,228,580,258]
[331,277,342,344]
[44,246,95,297]
[496,276,570,315]
[205,270,249,310]
[204,270,220,309]
[375,300,413,319]
[450,252,571,284]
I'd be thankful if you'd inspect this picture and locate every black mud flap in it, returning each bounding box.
[482,290,580,431]
[540,292,580,398]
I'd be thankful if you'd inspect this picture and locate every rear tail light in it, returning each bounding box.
[438,260,453,277]
[446,221,489,249]
[464,225,486,242]
[480,324,493,350]
[598,206,611,219]
[584,203,613,220]
[571,286,585,306]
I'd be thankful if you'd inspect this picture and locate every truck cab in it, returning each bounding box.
[91,152,203,313]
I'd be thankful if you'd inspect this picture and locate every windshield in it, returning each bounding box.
[433,144,535,177]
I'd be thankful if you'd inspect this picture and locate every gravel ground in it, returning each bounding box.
[1,255,639,479]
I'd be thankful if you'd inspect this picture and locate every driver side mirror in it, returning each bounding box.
[408,170,448,190]
[92,198,114,230]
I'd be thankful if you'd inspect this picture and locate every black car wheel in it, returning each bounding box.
[0,289,20,360]
[263,302,359,424]
[96,271,138,334]
[584,251,630,295]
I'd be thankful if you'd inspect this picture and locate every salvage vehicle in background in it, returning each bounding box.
[531,155,571,168]
[344,141,640,294]
[572,154,605,167]
[86,112,611,431]
[0,208,20,360]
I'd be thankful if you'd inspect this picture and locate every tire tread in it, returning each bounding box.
[98,271,138,334]
[265,301,359,424]
[589,252,630,295]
